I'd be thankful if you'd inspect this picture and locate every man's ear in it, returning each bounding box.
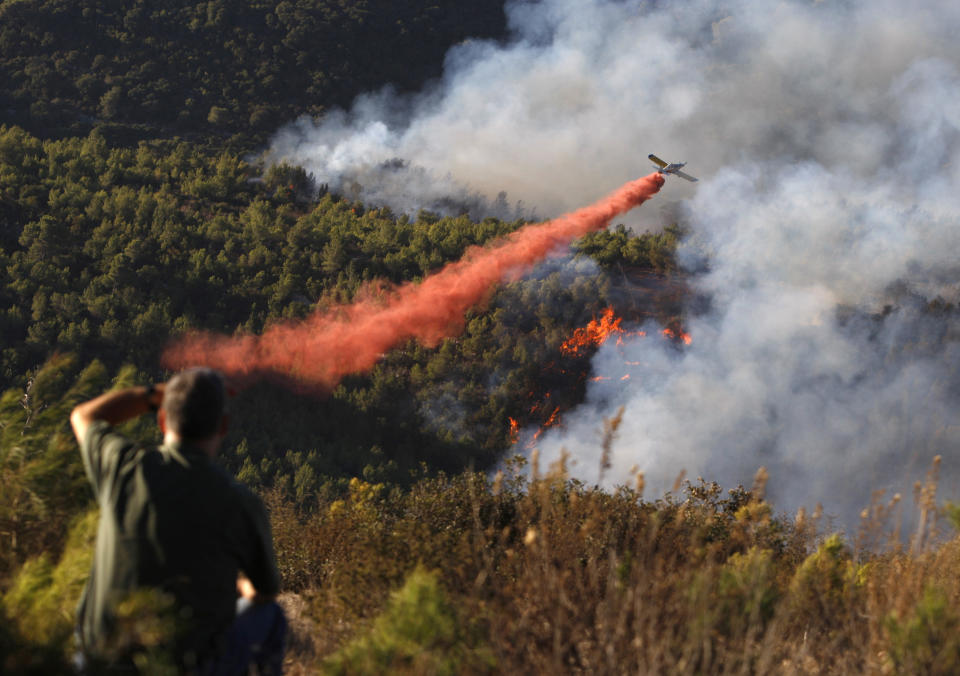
[157,408,167,435]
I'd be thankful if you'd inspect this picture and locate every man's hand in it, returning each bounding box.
[70,383,165,444]
[237,573,276,605]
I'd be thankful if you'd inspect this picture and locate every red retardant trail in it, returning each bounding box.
[162,173,665,390]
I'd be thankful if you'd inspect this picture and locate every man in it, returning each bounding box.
[70,367,286,673]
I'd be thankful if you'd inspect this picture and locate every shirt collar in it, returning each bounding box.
[161,440,210,466]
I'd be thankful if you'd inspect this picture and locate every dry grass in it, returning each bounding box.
[269,457,960,675]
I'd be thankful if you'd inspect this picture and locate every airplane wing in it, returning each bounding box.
[675,170,698,182]
[648,154,667,168]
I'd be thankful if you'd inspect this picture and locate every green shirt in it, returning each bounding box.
[77,421,280,663]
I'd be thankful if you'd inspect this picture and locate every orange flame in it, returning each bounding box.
[508,417,520,444]
[529,406,562,445]
[543,406,561,428]
[560,307,625,356]
[662,327,692,345]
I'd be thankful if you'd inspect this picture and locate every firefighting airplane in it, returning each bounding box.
[648,154,698,182]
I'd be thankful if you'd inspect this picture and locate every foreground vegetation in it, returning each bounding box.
[6,437,960,673]
[234,461,960,674]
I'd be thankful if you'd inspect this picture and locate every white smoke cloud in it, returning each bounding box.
[269,0,960,528]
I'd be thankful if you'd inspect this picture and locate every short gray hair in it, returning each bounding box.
[161,368,226,440]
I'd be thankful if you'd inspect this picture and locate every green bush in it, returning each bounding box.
[885,585,960,675]
[2,508,97,664]
[787,533,857,630]
[716,546,781,636]
[323,566,494,675]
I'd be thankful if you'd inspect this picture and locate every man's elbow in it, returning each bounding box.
[238,573,278,605]
[70,405,90,442]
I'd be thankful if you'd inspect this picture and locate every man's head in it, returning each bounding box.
[161,368,227,442]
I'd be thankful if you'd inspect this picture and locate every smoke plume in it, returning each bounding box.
[162,174,664,388]
[263,0,960,528]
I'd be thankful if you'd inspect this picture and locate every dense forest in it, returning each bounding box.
[0,0,508,146]
[3,0,960,673]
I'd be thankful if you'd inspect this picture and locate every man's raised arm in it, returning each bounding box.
[70,383,165,444]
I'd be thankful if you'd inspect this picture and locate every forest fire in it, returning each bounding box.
[510,310,692,449]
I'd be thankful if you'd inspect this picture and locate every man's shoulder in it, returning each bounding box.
[84,419,134,454]
[81,420,149,489]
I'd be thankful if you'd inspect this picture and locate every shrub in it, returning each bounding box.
[885,585,960,675]
[787,533,858,631]
[1,508,97,666]
[716,546,781,636]
[322,566,494,675]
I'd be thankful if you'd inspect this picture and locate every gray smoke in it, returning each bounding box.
[269,0,960,529]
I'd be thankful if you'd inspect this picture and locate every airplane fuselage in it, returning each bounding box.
[657,162,686,174]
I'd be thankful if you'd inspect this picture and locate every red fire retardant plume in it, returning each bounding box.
[162,173,665,390]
